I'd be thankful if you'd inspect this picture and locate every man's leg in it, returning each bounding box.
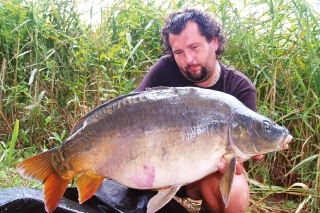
[185,172,249,213]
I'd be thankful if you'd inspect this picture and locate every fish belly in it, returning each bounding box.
[93,130,227,189]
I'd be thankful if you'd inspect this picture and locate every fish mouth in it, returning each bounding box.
[281,134,292,150]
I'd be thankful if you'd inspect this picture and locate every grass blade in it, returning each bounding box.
[7,119,19,166]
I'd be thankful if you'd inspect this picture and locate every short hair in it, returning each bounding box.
[161,8,227,59]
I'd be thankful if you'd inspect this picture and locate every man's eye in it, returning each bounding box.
[191,46,198,50]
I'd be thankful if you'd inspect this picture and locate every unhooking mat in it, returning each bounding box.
[0,179,189,213]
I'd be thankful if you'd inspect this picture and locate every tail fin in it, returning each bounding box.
[17,149,71,213]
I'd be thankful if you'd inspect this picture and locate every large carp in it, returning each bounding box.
[17,87,292,213]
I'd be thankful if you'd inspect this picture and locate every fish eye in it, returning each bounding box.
[263,121,271,130]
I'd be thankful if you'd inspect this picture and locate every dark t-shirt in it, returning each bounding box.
[135,56,256,111]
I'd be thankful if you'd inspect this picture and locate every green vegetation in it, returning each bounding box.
[0,0,319,212]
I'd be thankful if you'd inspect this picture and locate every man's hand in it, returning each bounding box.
[252,154,264,160]
[218,154,264,175]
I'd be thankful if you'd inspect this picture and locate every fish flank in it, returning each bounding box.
[133,97,139,103]
[121,99,127,106]
[172,87,179,94]
[138,96,145,101]
[186,87,194,93]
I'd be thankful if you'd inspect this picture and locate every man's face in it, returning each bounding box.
[169,21,219,84]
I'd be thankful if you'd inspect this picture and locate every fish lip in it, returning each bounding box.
[281,134,293,150]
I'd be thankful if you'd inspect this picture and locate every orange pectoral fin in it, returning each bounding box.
[17,149,71,213]
[75,172,105,203]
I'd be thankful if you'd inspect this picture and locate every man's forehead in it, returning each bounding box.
[168,22,206,49]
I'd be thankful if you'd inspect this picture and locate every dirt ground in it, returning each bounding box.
[175,195,309,213]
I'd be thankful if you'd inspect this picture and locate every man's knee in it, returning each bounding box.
[224,174,249,213]
[186,172,249,213]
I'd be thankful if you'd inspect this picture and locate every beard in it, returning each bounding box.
[184,65,210,83]
[186,67,207,82]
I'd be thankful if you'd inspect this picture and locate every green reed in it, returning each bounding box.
[0,0,318,211]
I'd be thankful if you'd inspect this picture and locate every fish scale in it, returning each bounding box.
[17,86,292,213]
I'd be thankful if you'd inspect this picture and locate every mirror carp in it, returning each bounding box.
[17,87,292,213]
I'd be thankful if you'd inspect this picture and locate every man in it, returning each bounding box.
[135,8,263,213]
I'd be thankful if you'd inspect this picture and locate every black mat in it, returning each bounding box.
[0,179,189,213]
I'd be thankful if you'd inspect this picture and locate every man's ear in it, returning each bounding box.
[212,38,219,51]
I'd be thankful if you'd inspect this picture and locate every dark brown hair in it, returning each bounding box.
[161,8,227,59]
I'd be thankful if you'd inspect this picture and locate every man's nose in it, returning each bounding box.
[184,50,194,64]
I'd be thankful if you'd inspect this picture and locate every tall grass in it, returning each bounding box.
[219,1,320,210]
[0,0,319,211]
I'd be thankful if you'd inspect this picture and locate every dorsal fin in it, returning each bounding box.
[70,87,173,135]
[70,92,141,135]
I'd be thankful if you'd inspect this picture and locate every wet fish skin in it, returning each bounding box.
[17,87,292,213]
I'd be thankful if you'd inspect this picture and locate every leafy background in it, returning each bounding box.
[0,0,319,212]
